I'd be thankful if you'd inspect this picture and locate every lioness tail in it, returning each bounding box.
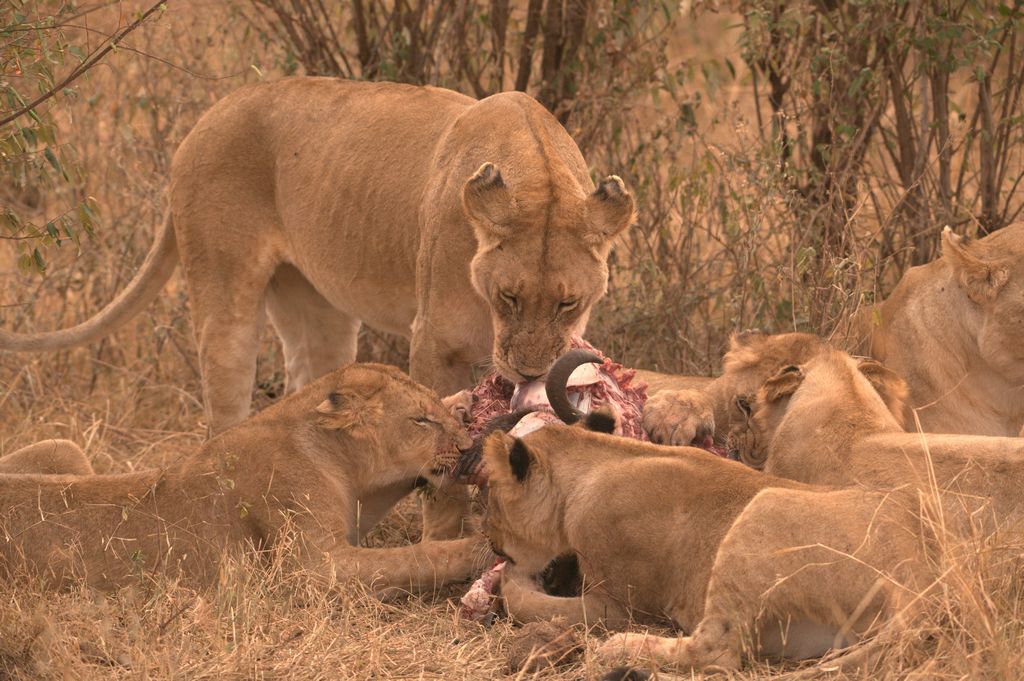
[0,212,179,352]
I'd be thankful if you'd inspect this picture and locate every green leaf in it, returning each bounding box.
[80,201,99,236]
[43,147,68,180]
[19,126,36,148]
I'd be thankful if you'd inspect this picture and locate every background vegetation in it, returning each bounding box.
[1,0,1023,678]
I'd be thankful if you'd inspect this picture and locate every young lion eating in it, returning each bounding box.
[482,424,930,672]
[728,345,1024,519]
[0,364,490,592]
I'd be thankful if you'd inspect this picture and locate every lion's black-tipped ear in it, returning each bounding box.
[584,409,617,434]
[315,389,382,433]
[509,438,533,482]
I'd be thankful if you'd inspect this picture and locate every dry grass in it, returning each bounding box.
[2,1,1024,679]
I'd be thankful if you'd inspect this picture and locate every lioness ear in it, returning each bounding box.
[584,408,617,434]
[508,438,533,482]
[316,391,381,434]
[581,176,635,246]
[856,359,910,428]
[760,365,804,403]
[463,162,518,242]
[482,430,526,482]
[727,329,766,353]
[941,226,1009,303]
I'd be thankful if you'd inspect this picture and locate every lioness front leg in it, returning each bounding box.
[503,565,630,628]
[410,329,481,540]
[598,615,741,672]
[318,537,491,594]
[420,481,475,541]
[642,389,715,446]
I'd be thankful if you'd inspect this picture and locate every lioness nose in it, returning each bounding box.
[520,372,542,381]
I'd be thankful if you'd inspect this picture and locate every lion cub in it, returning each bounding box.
[0,364,488,592]
[729,346,1024,519]
[483,425,928,671]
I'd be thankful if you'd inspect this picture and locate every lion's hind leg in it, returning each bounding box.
[0,440,93,475]
[598,487,920,674]
[264,264,361,393]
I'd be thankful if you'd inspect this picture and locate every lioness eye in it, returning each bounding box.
[412,416,435,427]
[558,299,578,312]
[736,396,752,418]
[499,291,518,310]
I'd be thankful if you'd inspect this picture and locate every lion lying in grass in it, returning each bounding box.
[0,364,489,592]
[727,345,1024,518]
[643,224,1024,442]
[848,224,1024,437]
[482,424,933,672]
[641,331,826,446]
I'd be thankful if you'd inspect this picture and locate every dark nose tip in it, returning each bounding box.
[520,372,543,381]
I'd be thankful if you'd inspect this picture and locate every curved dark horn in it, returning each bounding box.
[545,349,603,424]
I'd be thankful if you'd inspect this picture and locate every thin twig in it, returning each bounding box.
[0,1,169,129]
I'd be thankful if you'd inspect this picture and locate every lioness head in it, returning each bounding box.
[480,431,569,573]
[711,331,830,434]
[727,350,909,473]
[462,162,634,382]
[941,225,1024,382]
[313,364,472,481]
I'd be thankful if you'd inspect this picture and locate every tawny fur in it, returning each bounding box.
[0,78,634,439]
[641,223,1024,440]
[641,332,826,446]
[482,426,930,672]
[845,224,1024,436]
[0,439,94,476]
[0,364,490,592]
[729,346,1024,521]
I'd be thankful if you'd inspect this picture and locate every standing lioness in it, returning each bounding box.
[0,363,490,592]
[0,78,634,434]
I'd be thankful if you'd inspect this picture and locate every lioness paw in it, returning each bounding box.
[596,633,654,662]
[442,389,477,425]
[643,389,715,447]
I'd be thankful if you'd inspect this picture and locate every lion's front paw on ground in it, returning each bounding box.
[442,389,477,425]
[642,389,715,446]
[595,633,657,663]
